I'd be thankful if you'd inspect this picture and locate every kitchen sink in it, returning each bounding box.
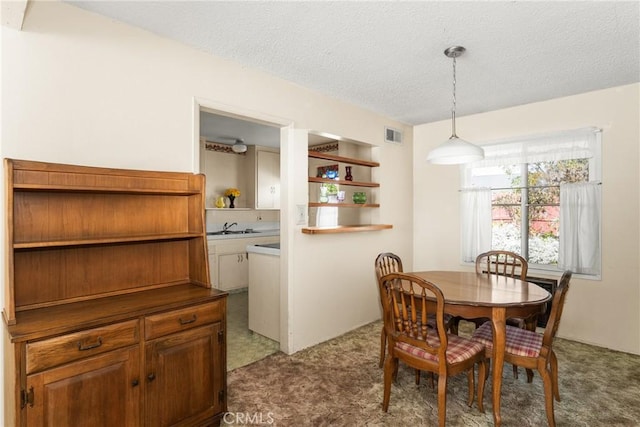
[207,229,261,236]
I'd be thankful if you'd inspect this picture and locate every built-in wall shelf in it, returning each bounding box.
[308,202,380,208]
[301,224,393,234]
[306,142,391,234]
[308,176,379,188]
[308,151,379,168]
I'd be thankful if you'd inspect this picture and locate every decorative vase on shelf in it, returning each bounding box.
[215,196,226,208]
[227,195,235,208]
[345,166,353,181]
[352,192,367,204]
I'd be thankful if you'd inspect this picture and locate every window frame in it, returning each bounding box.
[460,128,602,279]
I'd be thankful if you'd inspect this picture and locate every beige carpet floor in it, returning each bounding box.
[224,320,640,426]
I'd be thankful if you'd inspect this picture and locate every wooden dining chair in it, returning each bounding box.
[375,252,453,383]
[471,271,572,427]
[450,250,531,378]
[451,250,530,332]
[374,253,404,368]
[379,272,486,426]
[375,253,427,387]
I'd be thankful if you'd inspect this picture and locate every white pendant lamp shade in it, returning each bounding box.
[427,46,484,165]
[231,138,247,153]
[426,136,484,164]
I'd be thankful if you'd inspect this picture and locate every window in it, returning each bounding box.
[461,127,601,276]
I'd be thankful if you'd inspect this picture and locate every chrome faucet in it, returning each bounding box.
[222,222,238,232]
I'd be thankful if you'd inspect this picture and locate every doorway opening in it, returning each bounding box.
[196,103,287,371]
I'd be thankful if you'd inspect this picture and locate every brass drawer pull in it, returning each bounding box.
[77,337,103,351]
[179,314,197,325]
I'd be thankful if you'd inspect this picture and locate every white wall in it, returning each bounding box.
[0,2,414,424]
[6,5,636,427]
[414,83,640,355]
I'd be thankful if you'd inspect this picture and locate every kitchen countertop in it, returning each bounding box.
[246,242,280,256]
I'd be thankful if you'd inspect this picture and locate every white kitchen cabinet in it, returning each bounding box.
[207,242,217,287]
[256,150,280,209]
[208,235,279,291]
[247,249,280,341]
[218,252,249,291]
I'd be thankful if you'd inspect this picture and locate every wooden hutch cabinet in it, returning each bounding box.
[3,159,227,427]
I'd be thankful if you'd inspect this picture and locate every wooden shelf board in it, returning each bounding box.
[301,224,393,234]
[308,151,379,167]
[14,184,200,195]
[308,177,379,187]
[14,233,204,249]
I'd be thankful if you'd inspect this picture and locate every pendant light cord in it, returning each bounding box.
[451,55,458,138]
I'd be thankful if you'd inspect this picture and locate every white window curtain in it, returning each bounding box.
[460,188,492,262]
[468,127,600,169]
[558,182,601,275]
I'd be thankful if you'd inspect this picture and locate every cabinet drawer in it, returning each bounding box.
[25,319,140,374]
[145,300,224,340]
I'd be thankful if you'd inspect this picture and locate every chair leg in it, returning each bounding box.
[437,373,447,427]
[392,357,399,381]
[379,327,386,368]
[512,364,519,379]
[382,356,397,412]
[449,317,460,335]
[477,360,486,414]
[484,358,491,380]
[550,350,560,402]
[526,368,534,383]
[539,365,556,427]
[415,369,421,385]
[466,366,475,407]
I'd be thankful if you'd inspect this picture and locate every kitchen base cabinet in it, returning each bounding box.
[247,252,280,341]
[218,252,248,291]
[208,236,279,291]
[25,346,141,427]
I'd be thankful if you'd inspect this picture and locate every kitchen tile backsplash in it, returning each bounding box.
[206,209,280,232]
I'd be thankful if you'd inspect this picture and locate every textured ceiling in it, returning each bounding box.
[69,1,639,133]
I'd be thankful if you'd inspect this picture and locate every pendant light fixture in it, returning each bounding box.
[426,46,484,164]
[231,138,248,153]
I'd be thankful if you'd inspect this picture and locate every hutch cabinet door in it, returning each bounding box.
[145,323,225,426]
[25,346,141,427]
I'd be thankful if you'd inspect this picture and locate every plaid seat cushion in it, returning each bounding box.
[395,333,484,364]
[471,322,543,358]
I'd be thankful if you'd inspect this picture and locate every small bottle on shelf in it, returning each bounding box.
[345,166,353,181]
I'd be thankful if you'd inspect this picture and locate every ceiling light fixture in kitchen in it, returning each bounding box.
[231,138,248,153]
[426,46,484,165]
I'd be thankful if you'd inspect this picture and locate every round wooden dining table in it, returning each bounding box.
[410,271,551,427]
